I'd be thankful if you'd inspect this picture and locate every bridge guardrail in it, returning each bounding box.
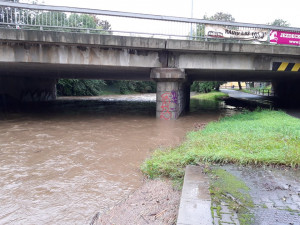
[0,2,299,46]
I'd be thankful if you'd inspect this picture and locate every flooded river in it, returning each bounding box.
[0,94,237,224]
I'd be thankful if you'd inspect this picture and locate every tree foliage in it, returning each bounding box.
[57,79,106,96]
[57,79,157,96]
[207,12,235,22]
[191,81,224,93]
[268,19,290,27]
[190,12,232,92]
[0,2,111,33]
[109,80,156,94]
[192,12,235,38]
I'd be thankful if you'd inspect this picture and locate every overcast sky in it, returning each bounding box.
[36,0,300,28]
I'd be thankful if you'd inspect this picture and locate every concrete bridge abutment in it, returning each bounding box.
[151,68,190,120]
[0,76,57,103]
[272,79,300,107]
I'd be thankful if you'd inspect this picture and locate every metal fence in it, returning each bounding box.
[250,88,274,97]
[0,2,300,44]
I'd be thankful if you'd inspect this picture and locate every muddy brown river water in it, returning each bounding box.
[0,94,237,224]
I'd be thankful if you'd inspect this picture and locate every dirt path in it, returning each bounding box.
[97,179,180,225]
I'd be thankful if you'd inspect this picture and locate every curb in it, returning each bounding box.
[177,165,213,225]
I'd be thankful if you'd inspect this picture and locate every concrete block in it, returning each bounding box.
[177,165,213,225]
[177,199,212,225]
[180,181,211,201]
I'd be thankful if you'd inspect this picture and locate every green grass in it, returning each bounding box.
[192,91,228,101]
[141,109,300,181]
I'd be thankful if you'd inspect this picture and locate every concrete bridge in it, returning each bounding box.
[0,2,299,119]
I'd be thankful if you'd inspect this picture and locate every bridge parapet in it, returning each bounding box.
[0,2,299,45]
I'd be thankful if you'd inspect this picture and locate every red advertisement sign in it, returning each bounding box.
[270,30,300,46]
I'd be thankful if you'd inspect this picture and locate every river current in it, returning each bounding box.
[0,94,237,224]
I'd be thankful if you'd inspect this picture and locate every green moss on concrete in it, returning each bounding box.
[209,168,254,225]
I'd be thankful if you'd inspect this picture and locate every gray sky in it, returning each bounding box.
[37,0,300,28]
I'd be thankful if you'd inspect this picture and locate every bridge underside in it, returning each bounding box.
[1,63,300,119]
[1,64,300,119]
[0,30,299,119]
[0,62,151,80]
[1,62,299,82]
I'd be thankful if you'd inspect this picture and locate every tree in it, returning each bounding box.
[238,81,242,90]
[0,0,19,28]
[110,80,156,94]
[190,12,234,92]
[191,12,235,39]
[32,12,111,33]
[208,12,235,22]
[33,11,67,30]
[57,79,106,96]
[268,19,290,27]
[191,81,224,93]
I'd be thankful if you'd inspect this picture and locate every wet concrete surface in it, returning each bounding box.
[220,89,275,109]
[177,165,212,225]
[218,165,300,225]
[220,89,264,99]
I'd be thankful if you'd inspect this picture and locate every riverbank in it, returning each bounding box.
[98,179,180,225]
[142,109,300,183]
[96,91,300,224]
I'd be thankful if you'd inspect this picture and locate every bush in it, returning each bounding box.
[57,79,105,96]
[191,81,225,93]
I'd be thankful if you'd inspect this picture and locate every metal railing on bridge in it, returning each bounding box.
[0,2,300,45]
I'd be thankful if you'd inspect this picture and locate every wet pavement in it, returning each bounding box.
[220,89,264,99]
[211,165,300,225]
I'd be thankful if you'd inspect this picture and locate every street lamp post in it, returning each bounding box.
[190,0,194,40]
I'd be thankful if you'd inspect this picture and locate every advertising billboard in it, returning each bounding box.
[270,30,300,46]
[205,25,268,41]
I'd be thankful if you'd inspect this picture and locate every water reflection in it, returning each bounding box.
[0,94,237,224]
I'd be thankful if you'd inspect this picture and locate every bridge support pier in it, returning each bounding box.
[0,76,57,103]
[151,68,190,120]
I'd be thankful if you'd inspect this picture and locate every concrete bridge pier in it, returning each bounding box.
[0,76,57,103]
[151,68,190,120]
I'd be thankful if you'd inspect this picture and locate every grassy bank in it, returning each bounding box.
[192,91,228,101]
[142,107,300,182]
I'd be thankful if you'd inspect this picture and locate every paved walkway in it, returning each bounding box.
[216,165,300,225]
[179,165,300,225]
[220,89,264,99]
